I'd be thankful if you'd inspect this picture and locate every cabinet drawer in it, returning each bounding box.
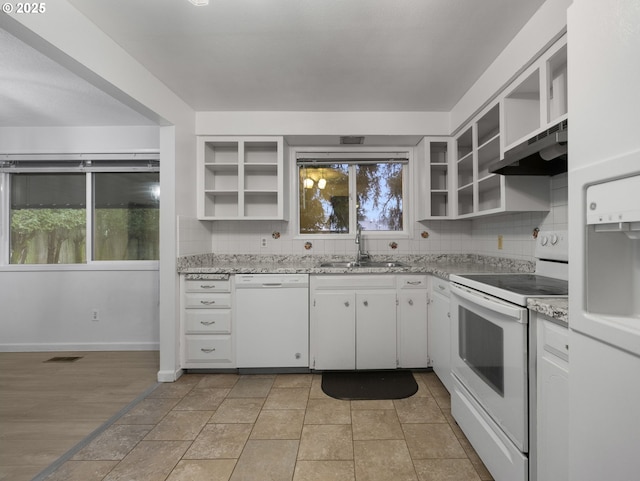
[431,278,450,297]
[184,336,233,363]
[398,275,428,289]
[185,309,231,334]
[541,320,569,362]
[185,279,230,293]
[184,292,231,309]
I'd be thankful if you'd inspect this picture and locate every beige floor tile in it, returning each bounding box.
[309,374,330,399]
[402,423,467,459]
[304,398,351,424]
[413,459,481,481]
[147,381,195,399]
[144,410,213,441]
[229,440,298,481]
[353,439,418,481]
[166,459,236,481]
[394,396,447,423]
[42,460,119,481]
[350,399,396,410]
[102,440,191,481]
[173,388,230,411]
[298,424,354,460]
[195,374,239,389]
[263,387,310,410]
[352,409,404,440]
[72,424,154,460]
[458,438,494,480]
[293,460,355,481]
[272,373,313,388]
[226,376,274,398]
[250,409,305,439]
[434,394,451,411]
[209,398,264,423]
[184,424,252,459]
[115,397,179,425]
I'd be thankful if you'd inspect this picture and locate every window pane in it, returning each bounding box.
[10,174,86,264]
[93,173,159,261]
[356,163,403,231]
[299,164,350,234]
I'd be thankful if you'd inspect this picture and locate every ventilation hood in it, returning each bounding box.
[489,120,567,176]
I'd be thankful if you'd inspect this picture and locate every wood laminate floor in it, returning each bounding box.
[0,351,159,481]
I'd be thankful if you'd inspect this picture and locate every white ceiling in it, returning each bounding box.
[1,0,547,127]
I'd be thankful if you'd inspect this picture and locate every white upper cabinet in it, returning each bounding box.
[197,136,288,220]
[503,35,568,151]
[416,137,454,220]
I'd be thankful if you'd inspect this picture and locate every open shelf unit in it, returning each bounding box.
[416,138,453,219]
[197,136,287,220]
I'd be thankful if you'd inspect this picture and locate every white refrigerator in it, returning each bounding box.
[568,1,640,480]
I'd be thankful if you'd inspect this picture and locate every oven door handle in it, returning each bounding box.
[451,283,526,322]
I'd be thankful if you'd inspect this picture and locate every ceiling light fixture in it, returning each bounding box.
[188,0,209,6]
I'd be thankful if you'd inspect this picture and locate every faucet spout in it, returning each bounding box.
[355,225,369,261]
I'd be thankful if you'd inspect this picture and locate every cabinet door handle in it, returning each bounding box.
[200,284,216,289]
[408,299,414,306]
[200,348,216,353]
[438,285,446,290]
[200,321,216,326]
[200,300,216,305]
[344,301,350,307]
[447,312,451,318]
[363,300,369,307]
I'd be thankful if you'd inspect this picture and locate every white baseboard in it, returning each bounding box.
[0,342,160,352]
[157,368,184,382]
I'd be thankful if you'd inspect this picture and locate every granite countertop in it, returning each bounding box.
[177,253,535,279]
[527,297,569,325]
[178,253,569,323]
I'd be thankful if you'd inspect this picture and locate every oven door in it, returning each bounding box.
[450,282,529,452]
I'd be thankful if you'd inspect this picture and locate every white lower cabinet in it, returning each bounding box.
[310,274,428,371]
[535,314,569,481]
[181,274,235,368]
[427,277,452,391]
[397,275,429,368]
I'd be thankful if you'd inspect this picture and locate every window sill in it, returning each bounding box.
[0,260,159,273]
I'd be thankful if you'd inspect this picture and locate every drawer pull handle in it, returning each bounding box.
[344,301,350,307]
[201,348,216,353]
[200,284,216,289]
[200,300,216,305]
[363,300,369,306]
[438,285,446,290]
[408,299,414,306]
[200,321,216,326]
[407,281,422,286]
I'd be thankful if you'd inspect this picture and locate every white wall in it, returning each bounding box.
[0,268,159,351]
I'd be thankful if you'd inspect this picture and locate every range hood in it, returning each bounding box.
[490,120,568,176]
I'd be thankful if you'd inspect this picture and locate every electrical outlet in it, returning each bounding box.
[260,237,268,248]
[91,309,99,321]
[498,235,504,250]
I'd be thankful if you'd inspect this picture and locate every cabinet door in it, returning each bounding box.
[311,291,356,370]
[428,290,452,392]
[397,290,429,368]
[355,290,397,370]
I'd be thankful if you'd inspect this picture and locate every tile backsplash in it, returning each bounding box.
[178,173,568,262]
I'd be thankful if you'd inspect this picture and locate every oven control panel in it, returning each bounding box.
[535,230,568,262]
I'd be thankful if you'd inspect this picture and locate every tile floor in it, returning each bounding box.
[39,370,494,481]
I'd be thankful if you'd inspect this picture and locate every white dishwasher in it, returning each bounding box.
[235,274,309,368]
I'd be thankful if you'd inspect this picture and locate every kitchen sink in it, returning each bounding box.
[319,261,406,268]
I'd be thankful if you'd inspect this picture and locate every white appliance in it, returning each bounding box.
[449,232,568,481]
[569,150,640,481]
[235,274,309,369]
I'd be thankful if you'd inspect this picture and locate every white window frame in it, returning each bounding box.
[293,146,413,239]
[0,153,160,271]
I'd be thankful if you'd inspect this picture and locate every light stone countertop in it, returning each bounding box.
[178,253,569,323]
[527,297,569,325]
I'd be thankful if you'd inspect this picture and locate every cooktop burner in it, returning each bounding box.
[459,274,568,296]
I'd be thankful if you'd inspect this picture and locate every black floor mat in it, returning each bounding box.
[321,370,418,400]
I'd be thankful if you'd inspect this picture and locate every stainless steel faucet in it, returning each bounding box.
[355,225,369,262]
